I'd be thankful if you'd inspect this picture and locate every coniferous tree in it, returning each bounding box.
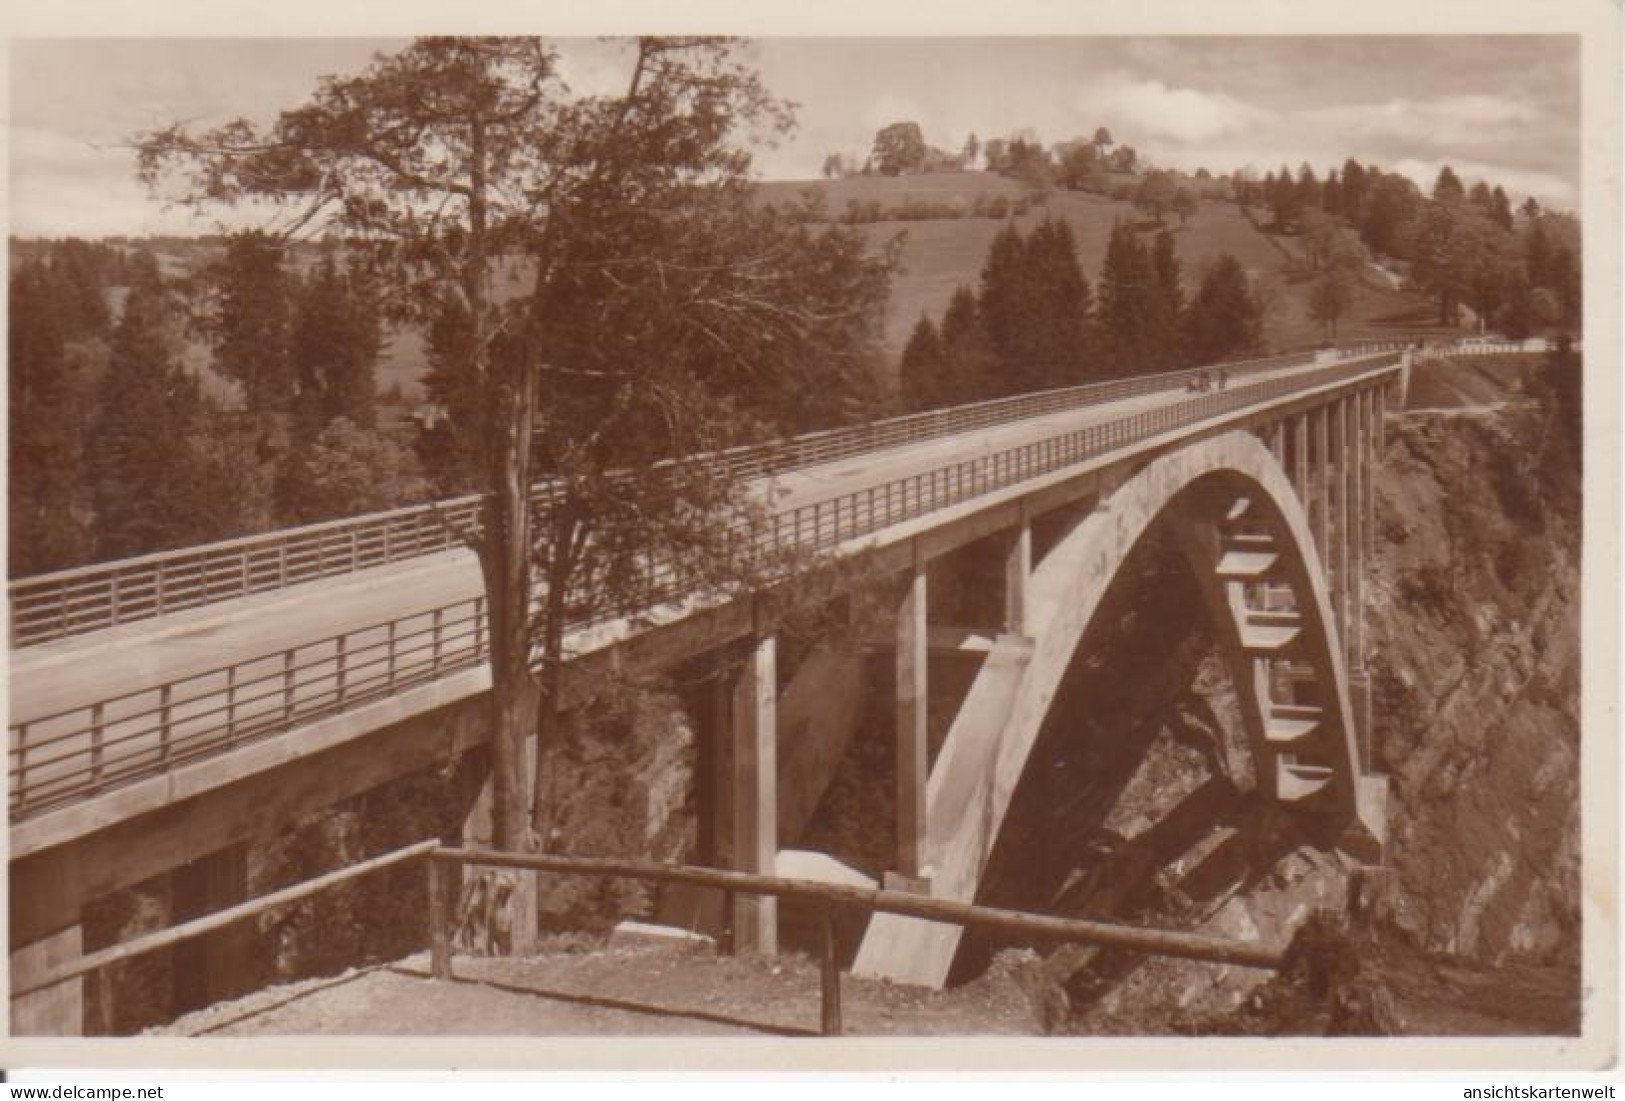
[1184,253,1264,365]
[9,259,93,574]
[938,285,996,403]
[898,315,946,411]
[1341,159,1369,220]
[977,223,1031,394]
[1432,165,1466,204]
[1096,220,1155,374]
[1148,229,1185,368]
[1019,217,1094,386]
[1321,168,1343,218]
[1490,185,1514,231]
[1294,163,1321,218]
[212,230,295,416]
[291,253,382,435]
[89,257,210,559]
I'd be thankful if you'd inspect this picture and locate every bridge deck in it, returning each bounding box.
[11,361,1322,725]
[10,354,1403,824]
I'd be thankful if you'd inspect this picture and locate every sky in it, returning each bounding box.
[6,35,1580,238]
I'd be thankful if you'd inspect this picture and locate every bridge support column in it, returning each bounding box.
[1004,510,1031,636]
[1333,398,1351,662]
[730,633,779,954]
[895,558,930,882]
[1293,413,1310,509]
[10,852,84,1036]
[1314,405,1332,568]
[1268,421,1286,467]
[170,842,253,1015]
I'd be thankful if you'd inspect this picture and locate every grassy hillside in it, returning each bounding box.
[765,173,1447,358]
[31,174,1453,405]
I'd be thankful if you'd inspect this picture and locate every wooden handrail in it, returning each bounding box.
[9,840,441,1000]
[14,840,1288,1040]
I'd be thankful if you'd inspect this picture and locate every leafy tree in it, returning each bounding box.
[1404,200,1505,325]
[137,39,890,951]
[211,231,295,415]
[1171,186,1198,225]
[1056,141,1101,191]
[962,133,980,169]
[871,121,927,176]
[1308,269,1355,341]
[278,417,427,523]
[1133,171,1178,224]
[1108,145,1138,173]
[1360,170,1423,258]
[1184,253,1264,365]
[1092,126,1114,152]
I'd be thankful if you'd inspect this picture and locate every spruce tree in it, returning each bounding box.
[898,315,946,412]
[1148,229,1185,368]
[1019,217,1093,387]
[8,259,92,574]
[1184,253,1265,365]
[212,230,295,416]
[976,222,1030,394]
[939,285,996,404]
[292,253,381,435]
[89,258,209,559]
[1096,220,1155,374]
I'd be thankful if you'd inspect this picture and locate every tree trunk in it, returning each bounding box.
[460,111,539,955]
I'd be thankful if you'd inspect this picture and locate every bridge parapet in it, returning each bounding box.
[9,351,1321,648]
[10,353,1402,826]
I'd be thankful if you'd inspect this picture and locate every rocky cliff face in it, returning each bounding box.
[1365,382,1580,970]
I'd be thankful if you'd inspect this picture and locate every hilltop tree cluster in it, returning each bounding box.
[1238,159,1580,337]
[898,217,1264,411]
[831,122,1144,193]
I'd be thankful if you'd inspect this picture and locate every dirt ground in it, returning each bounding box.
[158,937,1042,1037]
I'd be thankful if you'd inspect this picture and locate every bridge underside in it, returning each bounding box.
[853,430,1386,987]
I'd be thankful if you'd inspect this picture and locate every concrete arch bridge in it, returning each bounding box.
[11,348,1409,1030]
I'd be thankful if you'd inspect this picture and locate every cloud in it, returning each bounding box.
[1308,94,1544,147]
[1083,75,1267,145]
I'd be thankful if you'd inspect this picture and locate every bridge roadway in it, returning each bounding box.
[8,353,1389,823]
[11,360,1325,719]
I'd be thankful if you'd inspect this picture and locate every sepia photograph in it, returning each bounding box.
[3,0,1619,1076]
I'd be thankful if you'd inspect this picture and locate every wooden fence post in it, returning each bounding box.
[428,855,452,980]
[820,898,842,1037]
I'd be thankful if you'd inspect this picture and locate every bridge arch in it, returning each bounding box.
[853,429,1386,987]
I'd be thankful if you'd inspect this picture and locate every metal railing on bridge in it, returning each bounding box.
[8,351,1313,649]
[9,352,1403,822]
